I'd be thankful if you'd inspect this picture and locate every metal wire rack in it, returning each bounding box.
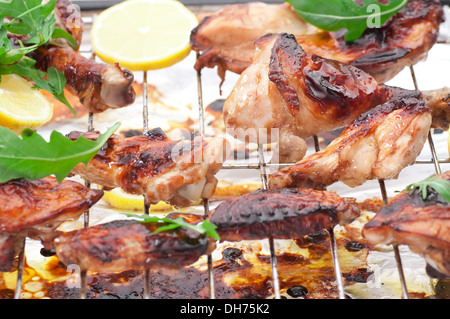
[10,11,450,300]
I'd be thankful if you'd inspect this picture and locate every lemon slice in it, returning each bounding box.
[102,187,174,211]
[0,74,53,134]
[91,0,198,71]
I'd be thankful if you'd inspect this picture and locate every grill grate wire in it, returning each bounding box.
[10,14,449,300]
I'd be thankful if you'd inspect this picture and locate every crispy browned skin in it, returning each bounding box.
[191,0,443,84]
[362,171,450,277]
[34,47,136,113]
[54,216,213,272]
[208,188,360,242]
[67,128,228,207]
[269,94,432,190]
[0,177,103,272]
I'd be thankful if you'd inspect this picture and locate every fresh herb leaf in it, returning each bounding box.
[285,0,409,42]
[123,213,220,240]
[51,28,79,51]
[404,174,450,202]
[33,67,76,116]
[0,122,121,183]
[0,0,79,115]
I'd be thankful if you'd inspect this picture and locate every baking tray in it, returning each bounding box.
[2,0,449,301]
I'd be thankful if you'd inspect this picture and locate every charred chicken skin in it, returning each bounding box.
[67,128,228,207]
[0,177,103,272]
[362,171,450,277]
[269,94,432,190]
[54,215,214,272]
[191,0,443,84]
[224,32,446,163]
[208,188,360,242]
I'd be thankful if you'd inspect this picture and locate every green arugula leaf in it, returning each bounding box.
[0,0,56,39]
[404,174,450,202]
[123,213,220,240]
[51,28,79,51]
[32,67,76,116]
[0,0,79,115]
[285,0,409,42]
[0,122,121,183]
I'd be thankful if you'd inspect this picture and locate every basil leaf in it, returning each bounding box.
[0,122,121,183]
[286,0,408,42]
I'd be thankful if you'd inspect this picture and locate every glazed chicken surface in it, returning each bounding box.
[67,128,229,207]
[268,93,432,190]
[0,177,103,272]
[224,32,386,163]
[191,0,443,84]
[362,171,450,277]
[54,215,213,272]
[224,32,449,163]
[208,188,360,242]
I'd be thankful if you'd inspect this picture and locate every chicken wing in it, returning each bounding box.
[362,171,450,277]
[269,94,432,190]
[34,46,136,113]
[223,33,387,163]
[30,0,136,113]
[224,32,447,163]
[54,215,214,272]
[191,0,443,84]
[208,188,360,242]
[67,128,228,207]
[0,177,103,272]
[422,87,450,130]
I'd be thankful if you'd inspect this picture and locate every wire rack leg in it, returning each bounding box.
[143,71,149,134]
[378,179,409,299]
[327,228,346,299]
[196,61,216,299]
[13,238,26,299]
[257,144,282,299]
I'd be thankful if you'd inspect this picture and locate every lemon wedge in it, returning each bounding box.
[0,74,53,134]
[102,187,174,211]
[91,0,198,71]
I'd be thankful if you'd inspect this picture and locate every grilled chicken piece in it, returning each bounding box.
[54,215,214,272]
[224,32,448,163]
[67,128,228,207]
[191,0,443,84]
[224,33,387,163]
[362,171,450,277]
[269,94,432,190]
[0,177,103,272]
[28,0,136,113]
[208,188,360,242]
[34,47,136,113]
[422,87,450,130]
